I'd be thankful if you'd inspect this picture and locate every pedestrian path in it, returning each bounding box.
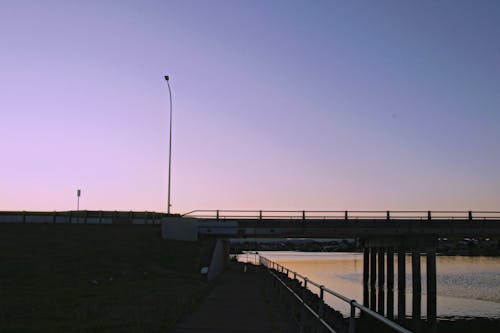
[170,262,297,333]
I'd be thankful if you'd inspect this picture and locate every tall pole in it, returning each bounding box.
[164,75,173,215]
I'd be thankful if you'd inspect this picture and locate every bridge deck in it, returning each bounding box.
[196,218,500,238]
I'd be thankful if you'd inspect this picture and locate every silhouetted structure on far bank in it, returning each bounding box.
[230,238,500,256]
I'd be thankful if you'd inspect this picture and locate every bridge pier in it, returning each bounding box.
[363,247,369,307]
[363,236,438,332]
[377,247,385,315]
[387,247,395,320]
[426,248,437,333]
[397,248,406,320]
[412,249,422,331]
[369,247,377,310]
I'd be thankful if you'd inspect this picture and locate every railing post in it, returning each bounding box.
[301,278,308,333]
[468,211,473,221]
[428,211,432,221]
[302,210,306,220]
[318,286,325,333]
[386,210,390,220]
[259,210,262,220]
[216,210,220,220]
[345,210,348,220]
[294,272,297,280]
[349,300,356,333]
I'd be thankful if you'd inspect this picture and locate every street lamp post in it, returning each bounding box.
[164,75,173,215]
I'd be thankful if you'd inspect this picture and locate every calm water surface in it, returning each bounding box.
[241,252,500,319]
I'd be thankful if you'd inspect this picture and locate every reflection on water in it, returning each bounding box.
[241,252,500,319]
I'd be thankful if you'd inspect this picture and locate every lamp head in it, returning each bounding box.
[164,75,169,81]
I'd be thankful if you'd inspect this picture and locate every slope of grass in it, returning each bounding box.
[0,224,210,333]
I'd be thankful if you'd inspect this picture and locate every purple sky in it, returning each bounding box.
[1,0,500,213]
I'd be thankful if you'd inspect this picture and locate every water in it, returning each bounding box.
[240,251,500,319]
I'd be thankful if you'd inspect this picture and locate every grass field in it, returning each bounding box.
[0,224,211,333]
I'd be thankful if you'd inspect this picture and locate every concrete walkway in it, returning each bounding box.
[170,262,297,333]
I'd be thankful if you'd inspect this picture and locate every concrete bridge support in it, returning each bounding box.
[363,247,369,307]
[377,247,385,315]
[387,247,395,320]
[397,248,406,320]
[412,250,421,321]
[362,236,438,333]
[426,248,437,332]
[369,247,377,310]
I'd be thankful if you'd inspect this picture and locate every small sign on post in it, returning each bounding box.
[77,189,81,211]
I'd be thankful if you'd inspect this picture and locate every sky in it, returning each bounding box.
[1,0,500,213]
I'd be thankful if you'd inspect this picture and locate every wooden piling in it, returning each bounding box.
[397,249,406,319]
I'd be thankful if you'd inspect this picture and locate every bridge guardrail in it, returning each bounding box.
[0,210,166,224]
[183,209,500,221]
[260,255,413,333]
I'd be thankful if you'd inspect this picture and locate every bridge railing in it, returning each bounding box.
[182,209,500,221]
[259,255,413,333]
[0,210,166,224]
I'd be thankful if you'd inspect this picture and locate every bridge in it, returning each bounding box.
[163,209,500,333]
[177,209,500,238]
[2,209,498,332]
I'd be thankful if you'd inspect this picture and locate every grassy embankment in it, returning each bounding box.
[0,224,211,332]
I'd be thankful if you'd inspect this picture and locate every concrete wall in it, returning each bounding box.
[206,239,229,282]
[160,218,229,280]
[161,217,200,241]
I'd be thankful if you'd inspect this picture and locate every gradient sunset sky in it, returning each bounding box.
[1,0,499,213]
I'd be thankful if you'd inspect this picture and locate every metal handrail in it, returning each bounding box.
[260,256,413,333]
[267,269,337,333]
[182,209,500,221]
